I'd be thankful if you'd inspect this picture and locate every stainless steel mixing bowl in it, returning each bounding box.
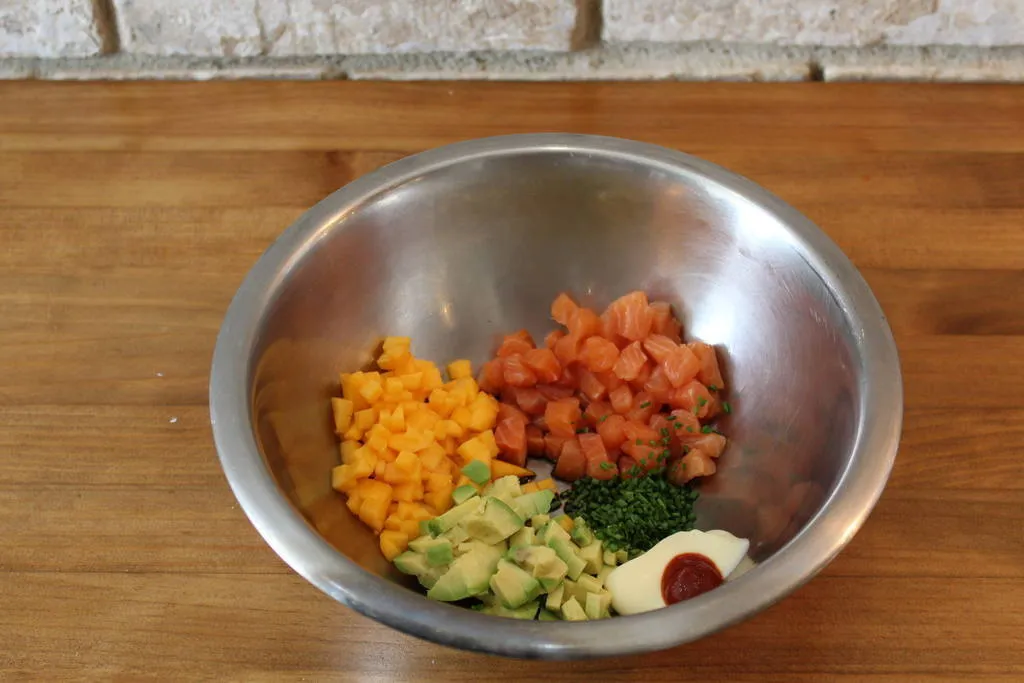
[210,134,902,658]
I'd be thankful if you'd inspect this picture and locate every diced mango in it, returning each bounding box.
[393,480,424,503]
[451,406,473,430]
[345,489,363,515]
[447,359,473,380]
[339,440,360,464]
[359,495,390,532]
[399,372,423,391]
[419,444,446,472]
[354,408,377,431]
[380,405,405,432]
[557,516,575,533]
[521,482,540,494]
[374,460,387,478]
[343,425,364,442]
[356,479,392,502]
[331,464,360,493]
[535,479,557,492]
[359,378,383,404]
[491,459,534,480]
[478,429,499,458]
[457,436,491,465]
[331,397,354,434]
[424,488,451,514]
[379,530,408,561]
[400,519,422,538]
[424,471,451,492]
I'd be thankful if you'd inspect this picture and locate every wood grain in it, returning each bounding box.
[0,81,1022,681]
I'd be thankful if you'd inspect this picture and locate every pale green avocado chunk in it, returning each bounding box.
[441,524,470,546]
[451,484,478,505]
[426,542,454,567]
[427,496,482,536]
[508,526,535,549]
[530,514,551,529]
[538,519,570,544]
[464,496,524,544]
[427,544,502,602]
[585,592,605,620]
[409,535,449,554]
[489,559,542,609]
[479,600,541,620]
[461,459,491,485]
[510,545,568,590]
[538,608,561,621]
[560,596,587,622]
[484,475,522,503]
[418,565,447,590]
[393,550,431,577]
[602,549,618,567]
[512,490,555,519]
[570,517,595,547]
[577,540,603,575]
[545,583,565,612]
[546,536,586,580]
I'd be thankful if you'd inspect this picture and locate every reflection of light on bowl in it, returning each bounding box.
[211,134,902,659]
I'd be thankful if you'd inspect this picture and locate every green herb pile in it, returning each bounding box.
[560,473,699,557]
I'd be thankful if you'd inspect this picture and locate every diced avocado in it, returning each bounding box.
[561,596,587,622]
[585,592,604,620]
[602,549,618,567]
[595,589,612,615]
[508,526,535,549]
[578,541,603,575]
[464,497,524,544]
[511,545,568,590]
[530,514,551,529]
[452,484,478,505]
[427,496,482,536]
[512,490,555,519]
[545,583,565,612]
[539,519,571,544]
[461,459,490,485]
[427,544,502,602]
[538,609,561,621]
[575,574,603,596]
[409,535,447,554]
[480,600,541,620]
[489,560,542,609]
[485,475,522,503]
[615,549,629,564]
[441,524,470,546]
[393,550,431,577]
[570,518,595,547]
[597,565,614,586]
[426,542,454,567]
[546,536,586,580]
[458,539,503,556]
[418,565,447,590]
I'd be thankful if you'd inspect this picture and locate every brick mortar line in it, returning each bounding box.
[2,43,1024,82]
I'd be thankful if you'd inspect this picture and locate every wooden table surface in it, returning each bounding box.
[1,81,1022,681]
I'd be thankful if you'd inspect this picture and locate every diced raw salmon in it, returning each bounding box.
[494,414,528,467]
[612,341,647,381]
[610,291,654,341]
[545,397,582,438]
[544,433,568,461]
[629,362,652,394]
[545,329,565,350]
[551,293,579,327]
[583,399,613,425]
[618,455,640,478]
[497,330,536,358]
[553,333,583,366]
[608,384,634,414]
[596,413,628,450]
[477,358,505,394]
[577,367,607,402]
[678,432,728,459]
[669,408,702,436]
[523,347,561,384]
[555,362,580,388]
[626,391,659,423]
[600,308,626,347]
[579,336,620,373]
[537,383,574,401]
[498,402,528,424]
[578,432,608,462]
[596,370,624,391]
[503,354,538,387]
[688,341,725,390]
[650,301,682,342]
[567,307,602,340]
[621,421,662,466]
[642,334,678,363]
[669,448,717,485]
[526,424,546,454]
[643,364,674,403]
[510,386,547,415]
[553,437,586,481]
[662,345,700,388]
[585,454,617,480]
[668,380,714,418]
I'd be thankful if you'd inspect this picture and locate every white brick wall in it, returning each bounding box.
[0,0,101,57]
[603,0,1024,47]
[113,0,578,57]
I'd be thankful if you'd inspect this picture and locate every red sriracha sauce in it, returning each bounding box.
[661,553,723,604]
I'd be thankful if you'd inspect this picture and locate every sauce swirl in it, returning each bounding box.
[661,553,723,604]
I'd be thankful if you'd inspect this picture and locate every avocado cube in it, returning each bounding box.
[570,518,595,547]
[485,475,522,503]
[585,592,604,620]
[512,490,555,519]
[546,536,586,580]
[575,574,603,596]
[602,549,618,567]
[539,519,570,544]
[393,550,430,577]
[597,565,614,586]
[538,609,561,621]
[418,565,448,590]
[441,524,470,546]
[463,497,524,544]
[461,459,491,485]
[426,542,454,567]
[545,583,565,612]
[409,535,447,554]
[482,600,541,620]
[578,541,603,575]
[489,560,542,609]
[427,544,502,602]
[615,549,629,564]
[560,596,587,622]
[530,514,551,529]
[508,526,535,549]
[427,496,482,536]
[451,485,478,505]
[511,545,568,590]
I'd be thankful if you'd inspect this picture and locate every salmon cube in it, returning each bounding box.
[553,437,586,481]
[497,330,535,358]
[663,345,701,388]
[551,293,579,327]
[580,336,620,373]
[523,348,561,384]
[688,341,725,390]
[545,398,582,438]
[596,413,628,450]
[608,384,634,414]
[612,341,647,381]
[503,354,538,387]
